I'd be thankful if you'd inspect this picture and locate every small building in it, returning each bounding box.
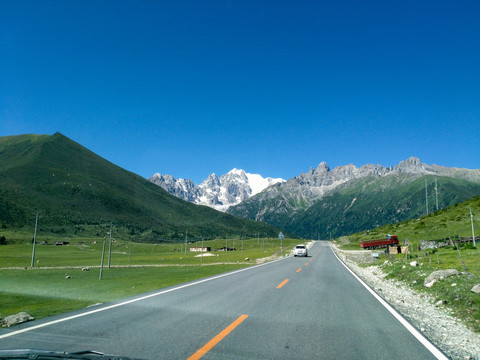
[189,247,211,252]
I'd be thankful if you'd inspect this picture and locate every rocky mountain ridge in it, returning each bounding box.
[227,157,480,238]
[293,157,480,190]
[258,157,480,210]
[149,169,285,211]
[150,157,480,215]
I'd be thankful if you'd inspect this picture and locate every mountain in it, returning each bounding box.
[0,133,282,241]
[227,157,480,239]
[149,169,285,211]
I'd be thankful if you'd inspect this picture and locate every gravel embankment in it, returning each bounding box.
[331,244,480,360]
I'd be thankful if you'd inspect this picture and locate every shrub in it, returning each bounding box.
[463,243,477,250]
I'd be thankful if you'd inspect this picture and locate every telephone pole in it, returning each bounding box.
[470,207,476,247]
[107,223,113,269]
[99,235,106,280]
[425,179,429,215]
[31,213,39,267]
[185,230,188,256]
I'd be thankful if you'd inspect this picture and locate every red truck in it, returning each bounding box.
[359,235,399,249]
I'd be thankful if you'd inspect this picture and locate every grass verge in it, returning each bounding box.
[380,258,480,332]
[0,236,301,324]
[0,265,246,322]
[337,241,480,333]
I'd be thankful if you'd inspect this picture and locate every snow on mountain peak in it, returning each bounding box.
[228,168,244,175]
[149,169,285,211]
[244,172,285,196]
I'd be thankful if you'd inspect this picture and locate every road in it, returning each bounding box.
[0,241,446,359]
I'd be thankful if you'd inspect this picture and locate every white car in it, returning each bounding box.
[293,244,308,257]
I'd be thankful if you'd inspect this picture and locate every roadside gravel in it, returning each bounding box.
[331,243,480,360]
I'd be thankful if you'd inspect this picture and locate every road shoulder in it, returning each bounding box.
[330,243,480,360]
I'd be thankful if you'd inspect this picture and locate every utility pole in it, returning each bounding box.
[99,236,106,280]
[425,179,429,215]
[107,223,113,269]
[278,232,284,257]
[470,207,476,247]
[31,213,39,267]
[185,230,188,256]
[435,178,439,211]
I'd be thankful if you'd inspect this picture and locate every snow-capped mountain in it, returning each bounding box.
[148,174,199,202]
[149,169,285,211]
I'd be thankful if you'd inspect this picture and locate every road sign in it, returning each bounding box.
[278,232,284,240]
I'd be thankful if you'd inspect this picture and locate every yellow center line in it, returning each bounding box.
[276,278,290,289]
[296,268,302,273]
[305,262,309,266]
[187,314,249,360]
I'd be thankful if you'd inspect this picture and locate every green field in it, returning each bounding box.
[0,235,300,323]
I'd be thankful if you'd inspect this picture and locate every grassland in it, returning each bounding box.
[0,234,299,323]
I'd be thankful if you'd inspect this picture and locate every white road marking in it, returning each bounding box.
[0,257,286,340]
[330,244,449,360]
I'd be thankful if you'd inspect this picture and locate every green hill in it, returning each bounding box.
[346,195,480,245]
[0,133,281,241]
[292,174,480,239]
[229,172,480,239]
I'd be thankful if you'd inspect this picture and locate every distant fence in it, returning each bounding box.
[420,235,480,250]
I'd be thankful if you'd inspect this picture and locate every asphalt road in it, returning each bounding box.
[0,241,446,359]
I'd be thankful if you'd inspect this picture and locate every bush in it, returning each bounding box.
[453,242,477,250]
[0,235,7,245]
[463,243,477,250]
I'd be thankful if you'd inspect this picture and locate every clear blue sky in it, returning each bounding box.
[2,1,479,184]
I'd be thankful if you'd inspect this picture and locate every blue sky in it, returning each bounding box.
[2,1,479,184]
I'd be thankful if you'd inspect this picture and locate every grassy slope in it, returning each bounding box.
[345,195,480,245]
[290,174,480,239]
[0,133,280,241]
[337,196,480,331]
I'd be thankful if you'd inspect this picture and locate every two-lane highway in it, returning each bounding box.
[0,241,446,359]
